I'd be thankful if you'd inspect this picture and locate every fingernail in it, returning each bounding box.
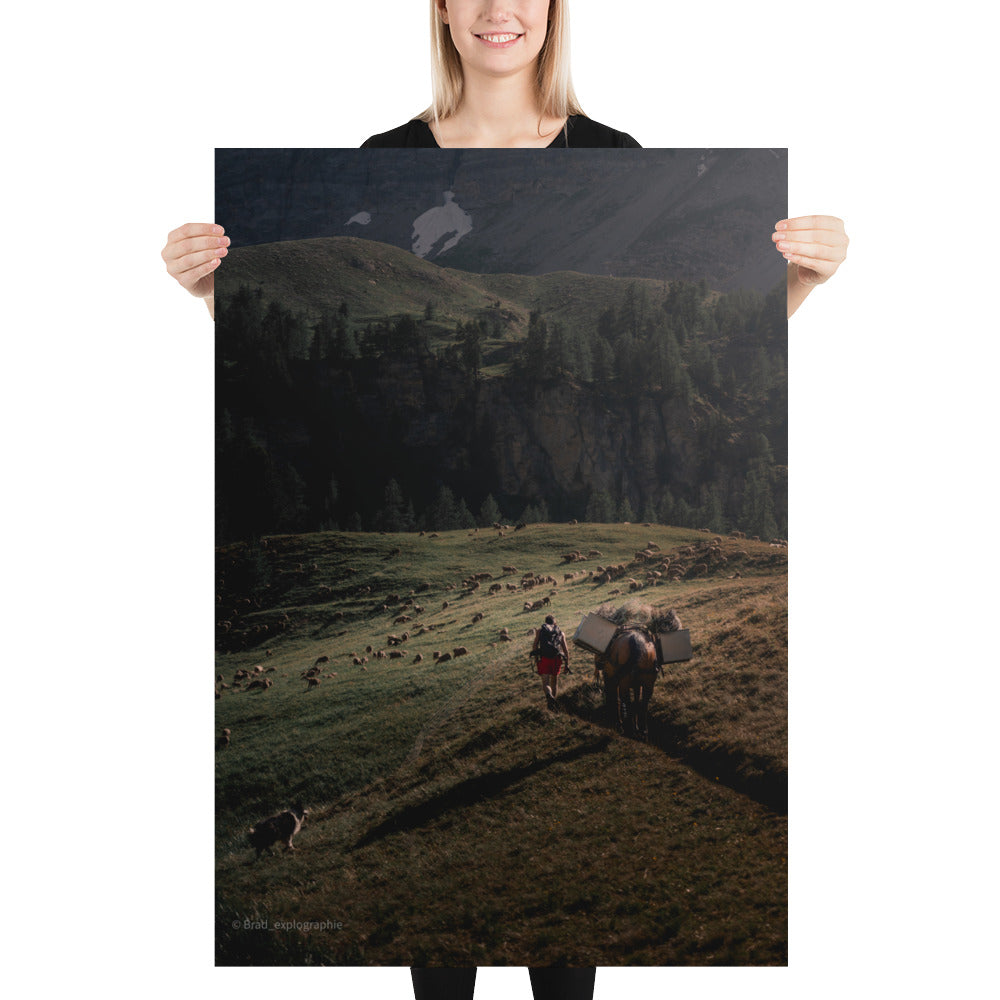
[213,225,225,235]
[775,221,787,231]
[777,241,789,250]
[215,247,228,256]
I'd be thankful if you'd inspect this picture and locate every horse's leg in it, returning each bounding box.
[636,678,652,741]
[618,677,631,736]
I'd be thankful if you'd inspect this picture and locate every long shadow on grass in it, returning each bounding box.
[566,693,787,815]
[352,734,612,849]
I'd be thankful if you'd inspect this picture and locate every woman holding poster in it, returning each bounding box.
[180,2,846,994]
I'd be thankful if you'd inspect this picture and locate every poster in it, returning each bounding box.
[214,148,788,966]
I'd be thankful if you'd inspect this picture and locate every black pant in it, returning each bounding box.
[410,968,596,1000]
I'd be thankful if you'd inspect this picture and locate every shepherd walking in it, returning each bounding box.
[531,614,571,711]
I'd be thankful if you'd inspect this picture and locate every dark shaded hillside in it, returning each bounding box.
[215,243,786,545]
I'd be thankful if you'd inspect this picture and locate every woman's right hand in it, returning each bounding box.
[161,223,230,311]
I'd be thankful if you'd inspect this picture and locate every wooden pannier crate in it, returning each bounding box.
[656,629,693,664]
[572,613,618,655]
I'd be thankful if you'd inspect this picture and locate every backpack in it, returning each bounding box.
[537,623,561,658]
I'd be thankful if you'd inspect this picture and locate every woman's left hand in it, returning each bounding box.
[774,215,849,286]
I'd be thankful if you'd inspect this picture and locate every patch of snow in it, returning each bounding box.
[411,191,473,258]
[346,211,372,226]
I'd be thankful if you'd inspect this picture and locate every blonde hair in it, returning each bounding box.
[419,0,585,125]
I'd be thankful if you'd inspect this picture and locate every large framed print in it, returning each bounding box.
[214,148,788,966]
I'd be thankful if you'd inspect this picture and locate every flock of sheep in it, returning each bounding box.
[217,525,788,854]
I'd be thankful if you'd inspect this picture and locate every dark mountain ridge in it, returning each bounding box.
[216,148,786,292]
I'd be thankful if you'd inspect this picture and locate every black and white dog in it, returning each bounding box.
[248,803,308,858]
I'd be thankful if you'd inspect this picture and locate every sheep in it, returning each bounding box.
[442,600,450,610]
[389,650,405,659]
[502,565,517,574]
[314,655,329,666]
[307,677,321,688]
[413,653,423,663]
[216,728,231,750]
[472,612,484,623]
[437,652,452,663]
[453,646,468,658]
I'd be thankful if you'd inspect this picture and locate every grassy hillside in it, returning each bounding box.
[220,236,670,352]
[215,522,787,966]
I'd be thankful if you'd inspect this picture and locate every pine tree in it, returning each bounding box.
[453,496,476,530]
[377,478,407,532]
[585,489,615,523]
[427,485,458,530]
[525,310,548,374]
[478,494,502,526]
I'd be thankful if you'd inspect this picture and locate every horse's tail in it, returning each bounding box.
[624,632,643,682]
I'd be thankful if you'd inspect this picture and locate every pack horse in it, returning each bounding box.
[595,626,660,740]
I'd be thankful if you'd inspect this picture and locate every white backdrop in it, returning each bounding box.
[4,1,996,996]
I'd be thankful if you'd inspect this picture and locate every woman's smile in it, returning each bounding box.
[475,32,524,48]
